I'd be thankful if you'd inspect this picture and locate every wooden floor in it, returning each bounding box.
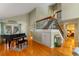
[0,37,75,56]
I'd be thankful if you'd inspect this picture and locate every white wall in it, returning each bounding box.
[36,4,49,20]
[29,8,36,30]
[61,3,79,20]
[28,4,51,31]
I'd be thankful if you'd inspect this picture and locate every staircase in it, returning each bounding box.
[43,20,54,29]
[43,18,64,39]
[36,16,64,44]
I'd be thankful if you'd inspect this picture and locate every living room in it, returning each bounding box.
[0,3,79,56]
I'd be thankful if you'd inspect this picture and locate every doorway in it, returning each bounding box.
[66,23,75,38]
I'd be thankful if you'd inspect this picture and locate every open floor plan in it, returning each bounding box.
[0,3,79,56]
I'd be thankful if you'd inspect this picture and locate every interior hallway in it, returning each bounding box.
[0,37,75,56]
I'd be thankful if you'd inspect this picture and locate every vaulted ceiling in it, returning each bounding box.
[0,3,51,19]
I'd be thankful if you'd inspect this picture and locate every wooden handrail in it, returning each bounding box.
[36,10,61,22]
[36,16,55,22]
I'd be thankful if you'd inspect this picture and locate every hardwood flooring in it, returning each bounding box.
[0,37,76,56]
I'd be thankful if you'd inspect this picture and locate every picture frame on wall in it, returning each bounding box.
[5,25,12,35]
[13,26,20,34]
[4,24,21,35]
